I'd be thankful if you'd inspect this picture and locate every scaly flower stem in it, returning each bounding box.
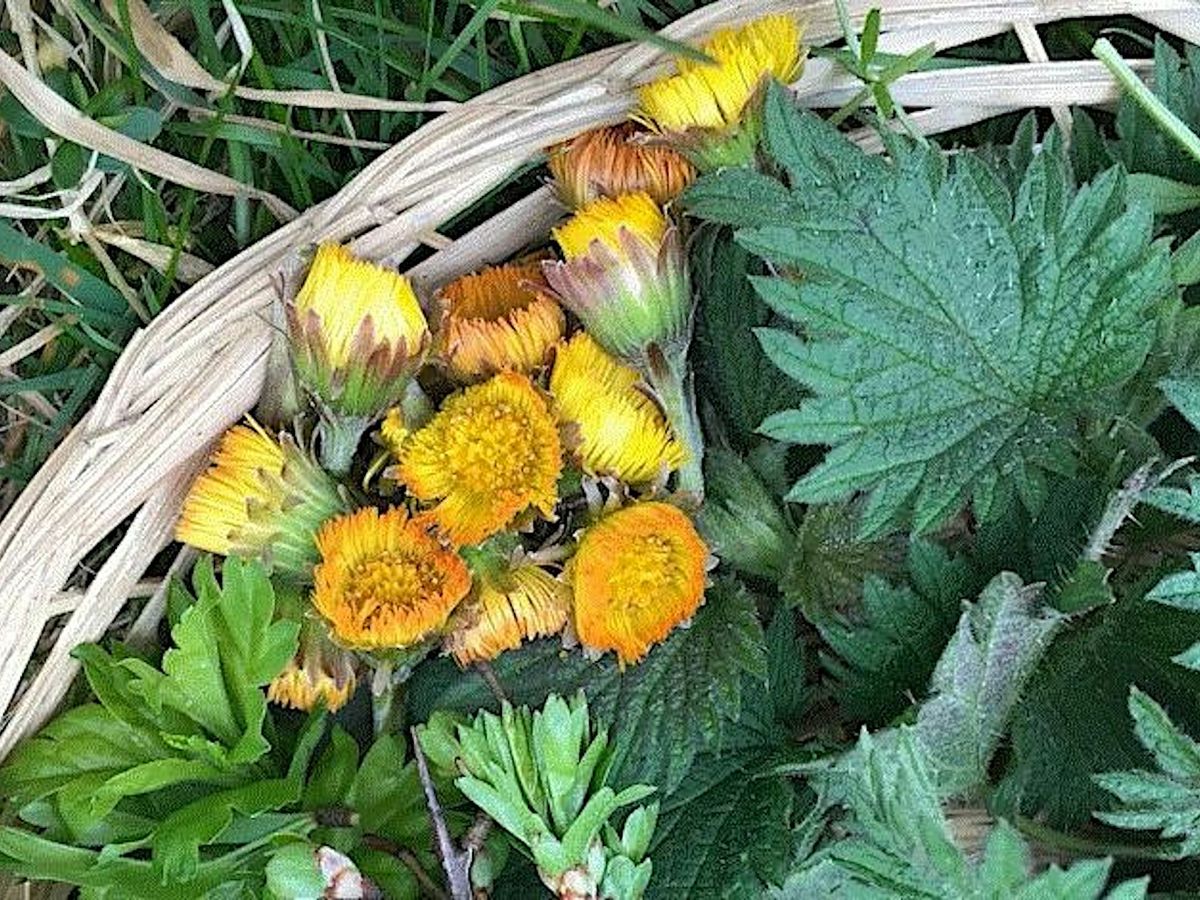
[318,411,370,477]
[646,343,705,499]
[1093,38,1200,167]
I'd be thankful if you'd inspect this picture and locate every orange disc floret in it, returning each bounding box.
[437,261,565,382]
[398,372,563,546]
[313,506,471,650]
[570,501,708,665]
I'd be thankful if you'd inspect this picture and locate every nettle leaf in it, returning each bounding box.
[407,579,766,794]
[1095,687,1200,857]
[913,572,1062,796]
[820,538,972,725]
[778,730,1147,899]
[687,83,1174,537]
[692,226,806,448]
[647,748,794,900]
[995,590,1200,828]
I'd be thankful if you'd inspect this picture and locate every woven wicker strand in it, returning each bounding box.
[0,0,1197,763]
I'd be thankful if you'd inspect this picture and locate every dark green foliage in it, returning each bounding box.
[407,579,766,794]
[687,83,1175,537]
[692,227,806,449]
[1095,688,1200,857]
[774,730,1148,899]
[820,539,972,725]
[995,592,1200,829]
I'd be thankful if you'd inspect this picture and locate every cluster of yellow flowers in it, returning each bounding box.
[174,15,803,714]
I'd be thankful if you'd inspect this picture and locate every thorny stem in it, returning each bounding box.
[412,726,474,900]
[1093,39,1200,168]
[1083,458,1190,562]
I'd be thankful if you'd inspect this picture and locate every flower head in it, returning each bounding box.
[267,617,358,713]
[437,261,565,382]
[551,333,685,484]
[548,124,695,209]
[545,193,689,362]
[176,420,345,581]
[313,506,471,650]
[444,561,569,665]
[569,501,708,664]
[635,15,804,168]
[287,243,430,417]
[398,373,562,546]
[379,406,410,459]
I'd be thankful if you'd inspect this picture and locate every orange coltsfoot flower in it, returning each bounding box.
[437,261,564,382]
[550,333,685,485]
[443,561,569,666]
[312,506,471,650]
[569,501,709,665]
[548,123,695,209]
[267,623,358,713]
[175,419,346,581]
[398,372,563,546]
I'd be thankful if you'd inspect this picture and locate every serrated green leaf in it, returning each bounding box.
[406,579,766,794]
[819,538,970,725]
[688,83,1174,537]
[1094,687,1200,857]
[777,730,1144,899]
[914,572,1062,796]
[648,749,793,899]
[995,593,1200,828]
[1146,553,1200,669]
[692,228,806,448]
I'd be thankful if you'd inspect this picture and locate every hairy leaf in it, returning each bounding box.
[687,83,1174,537]
[779,730,1147,899]
[1112,38,1200,186]
[995,592,1200,828]
[913,572,1062,796]
[1095,687,1200,857]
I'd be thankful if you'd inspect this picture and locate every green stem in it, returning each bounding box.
[1014,814,1177,862]
[1093,38,1200,167]
[646,344,705,499]
[318,413,370,477]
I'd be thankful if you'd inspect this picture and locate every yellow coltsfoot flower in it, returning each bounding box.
[545,193,704,495]
[398,372,563,546]
[288,244,431,474]
[444,560,569,665]
[551,333,685,485]
[437,261,565,382]
[267,617,358,713]
[176,420,346,581]
[548,123,696,209]
[636,15,805,169]
[545,192,688,363]
[312,506,471,651]
[569,501,709,665]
